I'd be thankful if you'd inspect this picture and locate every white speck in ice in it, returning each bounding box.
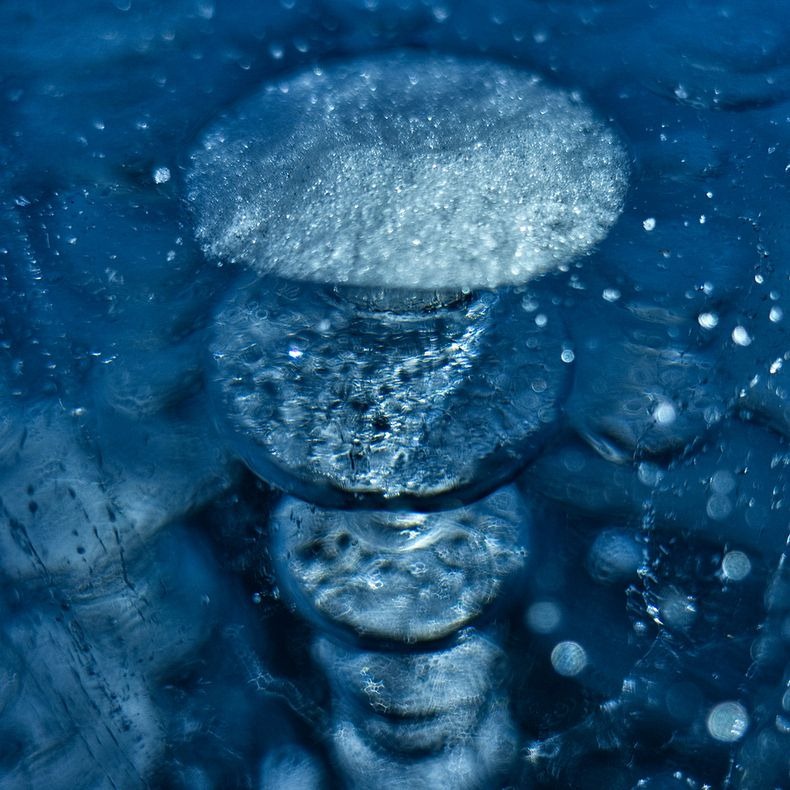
[643,217,656,231]
[732,326,751,346]
[769,306,783,322]
[153,166,171,184]
[602,288,621,302]
[698,312,719,330]
[652,400,676,425]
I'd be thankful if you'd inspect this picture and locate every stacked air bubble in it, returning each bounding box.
[189,51,628,509]
[188,52,628,787]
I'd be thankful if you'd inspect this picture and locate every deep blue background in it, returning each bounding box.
[1,2,789,788]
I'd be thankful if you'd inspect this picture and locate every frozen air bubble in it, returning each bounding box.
[732,326,752,346]
[706,701,750,743]
[270,486,530,641]
[188,52,628,291]
[721,550,751,582]
[698,312,719,329]
[550,641,587,677]
[587,529,642,584]
[526,601,562,634]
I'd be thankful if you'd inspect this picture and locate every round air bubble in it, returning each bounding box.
[706,701,750,743]
[188,52,628,291]
[721,550,751,582]
[271,486,530,642]
[586,528,642,584]
[550,640,588,677]
[313,630,504,717]
[210,281,568,506]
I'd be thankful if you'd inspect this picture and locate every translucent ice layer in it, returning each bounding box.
[188,51,628,290]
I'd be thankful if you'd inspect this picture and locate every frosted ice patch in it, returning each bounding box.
[188,52,628,290]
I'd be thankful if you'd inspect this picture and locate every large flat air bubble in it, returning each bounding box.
[271,487,530,642]
[188,52,628,291]
[331,699,517,790]
[314,630,505,717]
[211,280,568,507]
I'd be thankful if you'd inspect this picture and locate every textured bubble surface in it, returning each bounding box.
[211,280,568,507]
[271,486,529,641]
[188,52,628,290]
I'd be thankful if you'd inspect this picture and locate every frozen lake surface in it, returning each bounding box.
[1,1,789,788]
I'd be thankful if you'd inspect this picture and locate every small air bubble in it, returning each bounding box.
[732,326,751,346]
[721,551,751,582]
[710,470,736,495]
[153,166,171,184]
[560,349,575,363]
[653,400,676,425]
[706,701,749,742]
[769,306,783,322]
[698,312,719,330]
[706,494,733,521]
[551,641,587,677]
[602,288,621,302]
[643,217,656,231]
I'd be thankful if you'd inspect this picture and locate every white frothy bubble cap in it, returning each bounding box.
[188,52,629,291]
